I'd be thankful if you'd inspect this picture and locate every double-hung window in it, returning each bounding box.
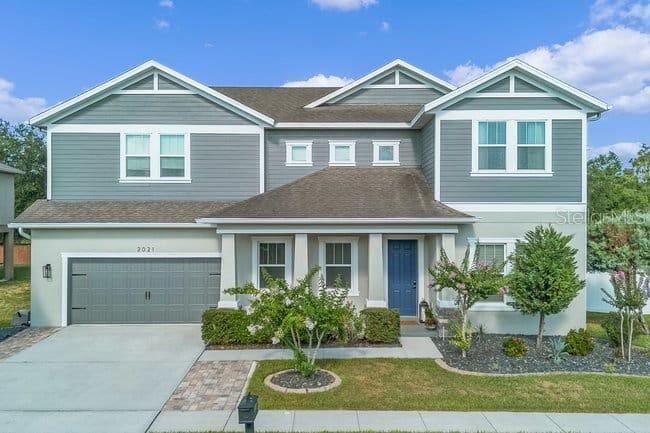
[472,120,551,176]
[328,140,356,166]
[477,243,507,302]
[318,237,358,295]
[253,238,292,288]
[372,140,400,166]
[121,132,190,182]
[285,141,313,166]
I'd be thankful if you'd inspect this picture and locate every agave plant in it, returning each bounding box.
[549,337,568,365]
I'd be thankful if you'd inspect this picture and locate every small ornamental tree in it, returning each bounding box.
[508,226,583,350]
[429,248,505,357]
[226,267,356,377]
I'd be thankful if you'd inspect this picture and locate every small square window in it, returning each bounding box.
[329,141,356,166]
[286,141,313,166]
[373,140,400,166]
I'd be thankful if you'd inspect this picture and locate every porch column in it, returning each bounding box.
[440,233,456,262]
[367,233,386,308]
[294,233,309,285]
[217,233,238,308]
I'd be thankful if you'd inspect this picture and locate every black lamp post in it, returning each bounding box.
[237,393,259,433]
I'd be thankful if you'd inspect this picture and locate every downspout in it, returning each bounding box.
[17,227,31,240]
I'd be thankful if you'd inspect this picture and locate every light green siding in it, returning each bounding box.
[123,75,154,90]
[370,74,395,85]
[515,77,546,93]
[478,77,510,93]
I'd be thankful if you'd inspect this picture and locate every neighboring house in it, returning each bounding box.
[11,59,609,334]
[0,162,23,281]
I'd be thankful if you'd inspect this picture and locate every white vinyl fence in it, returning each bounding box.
[587,271,650,313]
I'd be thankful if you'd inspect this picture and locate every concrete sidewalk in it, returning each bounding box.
[200,337,442,361]
[149,409,650,433]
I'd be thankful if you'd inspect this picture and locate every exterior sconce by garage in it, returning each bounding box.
[42,264,52,279]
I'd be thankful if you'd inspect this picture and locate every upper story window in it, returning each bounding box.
[329,140,356,166]
[372,140,400,166]
[120,132,190,183]
[285,141,313,167]
[472,120,552,177]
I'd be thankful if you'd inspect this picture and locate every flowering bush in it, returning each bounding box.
[429,248,505,357]
[502,337,528,357]
[226,267,357,377]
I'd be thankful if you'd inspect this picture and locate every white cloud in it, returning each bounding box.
[310,0,377,11]
[444,26,650,113]
[589,141,643,161]
[590,0,650,26]
[154,19,170,30]
[203,42,215,49]
[283,74,354,87]
[380,21,390,32]
[159,0,174,8]
[0,78,47,124]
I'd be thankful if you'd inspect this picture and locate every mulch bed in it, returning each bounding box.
[270,369,336,389]
[433,334,650,376]
[207,340,401,350]
[0,326,25,343]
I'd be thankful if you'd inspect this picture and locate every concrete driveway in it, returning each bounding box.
[0,325,204,433]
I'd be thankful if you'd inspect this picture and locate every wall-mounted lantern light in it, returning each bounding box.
[42,264,52,279]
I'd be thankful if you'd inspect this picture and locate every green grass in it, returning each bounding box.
[0,265,31,327]
[249,358,650,413]
[587,312,650,350]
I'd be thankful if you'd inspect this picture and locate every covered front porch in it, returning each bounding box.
[215,227,464,317]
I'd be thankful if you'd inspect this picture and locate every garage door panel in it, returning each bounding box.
[69,257,221,324]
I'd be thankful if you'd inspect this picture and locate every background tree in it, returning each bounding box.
[508,226,583,349]
[0,120,47,216]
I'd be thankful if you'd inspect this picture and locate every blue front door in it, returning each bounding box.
[387,240,418,316]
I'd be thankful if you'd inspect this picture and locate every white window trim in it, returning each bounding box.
[372,140,400,166]
[318,236,359,296]
[251,237,293,289]
[468,237,517,311]
[328,140,356,166]
[120,132,191,183]
[470,119,553,177]
[285,140,313,167]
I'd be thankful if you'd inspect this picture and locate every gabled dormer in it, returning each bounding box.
[304,59,455,107]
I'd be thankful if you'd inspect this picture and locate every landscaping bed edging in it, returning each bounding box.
[264,369,342,394]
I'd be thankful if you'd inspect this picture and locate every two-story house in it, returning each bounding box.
[12,59,609,334]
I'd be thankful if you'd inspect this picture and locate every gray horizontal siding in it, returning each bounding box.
[265,129,421,190]
[55,94,254,125]
[515,77,545,93]
[51,133,259,200]
[158,75,186,90]
[420,119,435,189]
[443,97,578,110]
[399,73,424,85]
[336,88,443,105]
[124,75,153,90]
[371,74,395,85]
[478,77,510,93]
[440,120,582,202]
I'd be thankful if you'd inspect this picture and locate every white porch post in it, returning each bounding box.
[440,233,456,262]
[367,233,386,308]
[294,234,309,285]
[218,233,238,308]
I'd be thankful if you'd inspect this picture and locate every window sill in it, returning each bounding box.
[119,178,192,184]
[285,162,313,167]
[470,171,553,177]
[372,161,400,167]
[469,302,514,312]
[329,162,356,167]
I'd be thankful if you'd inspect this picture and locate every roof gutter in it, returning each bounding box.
[8,222,210,229]
[196,217,478,225]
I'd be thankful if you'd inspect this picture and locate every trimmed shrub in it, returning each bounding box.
[564,328,595,356]
[502,337,528,357]
[360,308,400,344]
[201,308,268,345]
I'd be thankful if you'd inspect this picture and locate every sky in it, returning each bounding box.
[0,0,648,162]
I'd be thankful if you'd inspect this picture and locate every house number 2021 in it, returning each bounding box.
[137,246,155,253]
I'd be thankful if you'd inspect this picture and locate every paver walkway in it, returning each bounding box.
[200,337,441,361]
[163,361,253,411]
[0,326,59,360]
[149,409,650,433]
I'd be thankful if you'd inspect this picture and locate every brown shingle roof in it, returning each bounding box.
[205,167,471,220]
[15,200,233,224]
[212,87,422,123]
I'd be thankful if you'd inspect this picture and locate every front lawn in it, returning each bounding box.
[0,266,31,327]
[249,359,650,413]
[587,312,650,350]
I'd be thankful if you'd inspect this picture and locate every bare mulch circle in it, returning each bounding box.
[264,369,342,393]
[433,334,650,376]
